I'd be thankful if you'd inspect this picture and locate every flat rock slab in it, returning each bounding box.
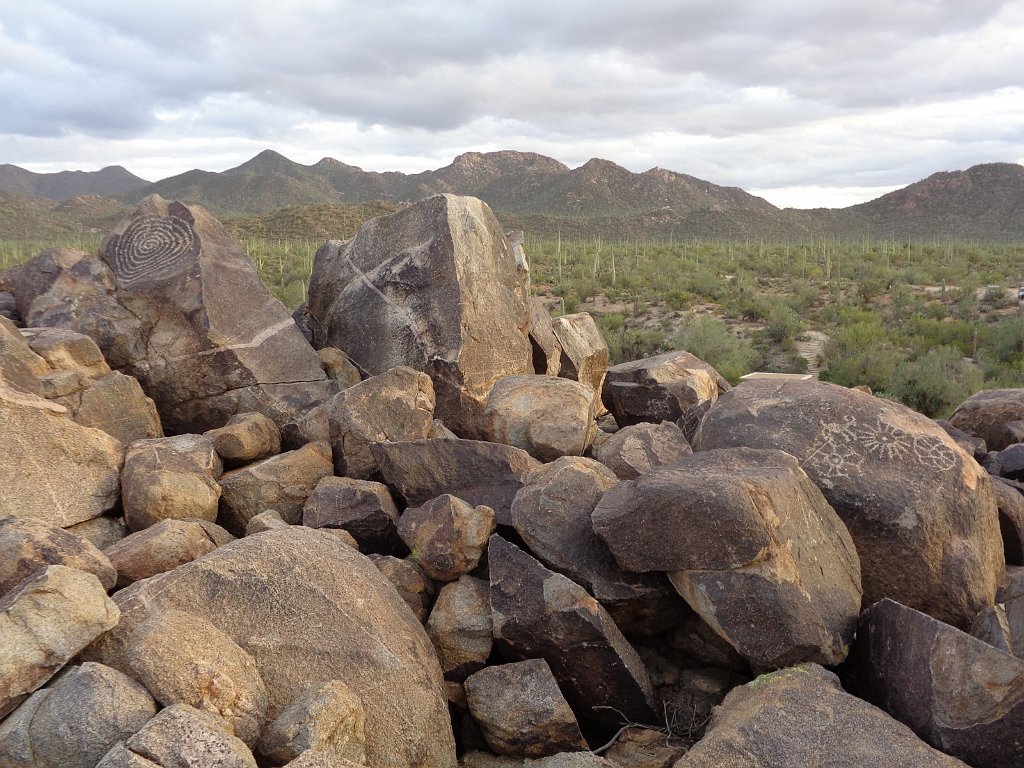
[694,378,1003,628]
[857,598,1024,768]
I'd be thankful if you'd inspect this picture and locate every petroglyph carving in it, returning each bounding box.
[109,215,199,287]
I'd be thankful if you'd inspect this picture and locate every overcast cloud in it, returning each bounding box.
[1,0,1022,207]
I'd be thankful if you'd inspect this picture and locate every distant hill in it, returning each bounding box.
[0,194,130,241]
[0,164,149,201]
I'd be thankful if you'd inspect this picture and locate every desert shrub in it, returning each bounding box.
[819,319,905,393]
[889,346,983,418]
[764,304,803,344]
[674,316,756,384]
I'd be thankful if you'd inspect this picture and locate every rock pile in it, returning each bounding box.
[0,193,1021,767]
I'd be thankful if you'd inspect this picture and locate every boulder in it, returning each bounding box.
[318,347,363,390]
[66,514,128,551]
[675,663,969,767]
[950,388,1024,451]
[589,421,692,480]
[427,575,493,682]
[110,704,257,768]
[984,443,1024,482]
[302,477,404,555]
[257,680,366,765]
[464,660,588,759]
[0,565,120,717]
[322,366,435,479]
[127,608,268,746]
[53,370,163,445]
[857,598,1024,768]
[398,494,496,582]
[372,438,541,525]
[593,448,862,669]
[307,194,531,439]
[694,378,1003,628]
[22,326,110,378]
[994,477,1024,566]
[0,385,123,527]
[510,457,686,636]
[484,375,597,461]
[205,412,281,464]
[84,528,457,767]
[601,350,728,428]
[105,519,227,588]
[937,418,988,460]
[368,555,436,623]
[527,297,561,376]
[218,441,333,535]
[0,291,15,322]
[488,536,656,731]
[121,435,222,532]
[0,316,50,395]
[677,400,711,444]
[245,509,292,535]
[0,662,157,768]
[0,515,116,595]
[970,605,1015,654]
[550,313,608,406]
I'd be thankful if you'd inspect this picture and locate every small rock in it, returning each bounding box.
[950,388,1024,451]
[0,514,116,595]
[258,680,366,765]
[398,494,496,582]
[427,575,493,682]
[205,412,281,464]
[104,519,226,587]
[64,514,128,551]
[245,509,292,535]
[303,476,403,554]
[589,421,691,480]
[118,703,257,768]
[970,604,1015,654]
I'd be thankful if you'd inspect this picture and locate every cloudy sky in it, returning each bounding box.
[2,0,1022,208]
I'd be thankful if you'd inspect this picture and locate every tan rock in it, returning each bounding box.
[303,477,403,554]
[65,514,129,551]
[127,608,267,746]
[258,680,366,764]
[318,347,362,390]
[427,575,493,682]
[104,519,225,588]
[120,704,257,768]
[54,371,163,445]
[485,375,597,461]
[950,388,1024,451]
[0,316,49,395]
[0,514,116,595]
[245,509,292,535]
[0,565,120,717]
[205,412,281,464]
[590,421,692,480]
[0,385,123,527]
[23,327,110,378]
[398,494,496,582]
[551,313,608,407]
[369,554,436,623]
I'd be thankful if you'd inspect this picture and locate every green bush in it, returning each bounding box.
[674,316,756,384]
[764,304,803,344]
[889,346,983,418]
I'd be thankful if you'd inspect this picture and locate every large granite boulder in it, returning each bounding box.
[0,386,123,527]
[593,448,862,669]
[675,663,969,767]
[601,350,728,428]
[488,536,657,731]
[306,194,531,439]
[857,598,1024,768]
[694,378,1003,628]
[83,527,457,767]
[950,389,1024,451]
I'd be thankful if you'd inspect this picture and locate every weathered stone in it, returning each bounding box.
[0,662,157,768]
[318,347,363,390]
[398,494,495,582]
[368,555,436,623]
[677,400,711,445]
[303,477,403,554]
[694,378,1003,628]
[0,291,15,322]
[84,528,457,767]
[65,514,128,551]
[54,371,163,445]
[994,477,1024,566]
[94,744,161,768]
[372,438,541,526]
[205,412,281,464]
[511,456,686,636]
[258,680,366,765]
[120,704,257,768]
[121,435,222,532]
[281,403,331,451]
[307,194,531,439]
[282,753,368,768]
[485,375,597,461]
[985,443,1024,483]
[594,448,862,669]
[0,316,48,395]
[527,297,561,377]
[465,660,588,759]
[104,519,226,588]
[970,604,1015,654]
[603,727,688,768]
[245,509,292,535]
[937,418,988,460]
[218,441,333,535]
[488,536,656,730]
[0,566,120,717]
[0,386,123,527]
[590,421,691,480]
[127,608,268,746]
[675,663,969,768]
[322,366,435,479]
[0,515,116,595]
[857,598,1024,768]
[602,351,728,429]
[551,313,608,407]
[427,575,493,682]
[23,326,110,378]
[1003,567,1024,659]
[950,388,1024,451]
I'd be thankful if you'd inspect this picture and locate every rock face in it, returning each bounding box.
[550,313,608,406]
[84,528,456,767]
[950,388,1024,451]
[306,194,532,439]
[463,660,588,759]
[484,375,597,461]
[1,565,120,717]
[589,421,692,480]
[0,386,123,527]
[372,438,541,525]
[0,515,117,595]
[694,378,1003,628]
[994,478,1024,566]
[593,448,862,669]
[857,598,1024,768]
[488,536,657,730]
[527,298,561,376]
[601,351,727,428]
[675,664,970,767]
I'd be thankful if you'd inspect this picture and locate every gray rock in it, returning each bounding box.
[950,388,1024,451]
[427,575,493,682]
[589,420,692,480]
[369,555,436,623]
[527,297,561,377]
[119,704,257,768]
[257,680,366,765]
[970,604,1015,654]
[303,477,404,555]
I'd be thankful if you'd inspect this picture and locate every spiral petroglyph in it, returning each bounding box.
[109,215,199,288]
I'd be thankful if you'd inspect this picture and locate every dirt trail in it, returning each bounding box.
[796,331,828,378]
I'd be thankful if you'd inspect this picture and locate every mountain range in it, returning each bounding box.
[1,151,1022,241]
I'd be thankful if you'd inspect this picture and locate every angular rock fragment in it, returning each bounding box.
[551,313,608,406]
[369,554,436,623]
[307,194,531,438]
[246,509,292,535]
[303,477,403,554]
[66,514,129,551]
[589,420,692,480]
[398,494,495,582]
[116,704,257,768]
[427,575,493,682]
[205,412,281,464]
[464,660,588,759]
[318,347,362,390]
[527,297,561,376]
[54,370,163,445]
[970,605,1015,654]
[257,680,366,765]
[0,514,116,595]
